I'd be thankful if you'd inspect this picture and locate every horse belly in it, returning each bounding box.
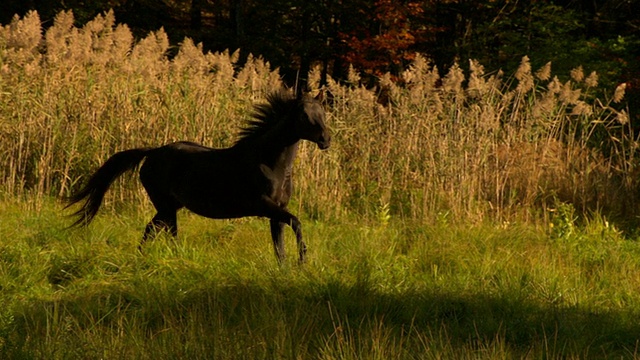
[179,189,262,219]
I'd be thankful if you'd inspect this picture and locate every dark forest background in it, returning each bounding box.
[2,0,639,119]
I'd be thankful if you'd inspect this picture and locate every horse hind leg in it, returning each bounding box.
[139,169,181,250]
[139,208,178,251]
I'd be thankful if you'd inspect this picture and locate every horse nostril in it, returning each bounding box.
[318,136,330,150]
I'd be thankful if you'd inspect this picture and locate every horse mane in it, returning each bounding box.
[235,90,299,144]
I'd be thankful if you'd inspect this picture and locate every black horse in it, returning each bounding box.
[66,90,330,264]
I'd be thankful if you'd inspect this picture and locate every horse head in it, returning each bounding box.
[297,97,331,150]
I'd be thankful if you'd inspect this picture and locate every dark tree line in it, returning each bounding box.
[2,0,639,112]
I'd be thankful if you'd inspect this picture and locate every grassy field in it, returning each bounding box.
[2,199,640,359]
[2,11,640,359]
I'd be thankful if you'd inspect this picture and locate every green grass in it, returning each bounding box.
[2,197,640,359]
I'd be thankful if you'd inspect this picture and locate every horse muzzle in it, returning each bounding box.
[317,137,331,150]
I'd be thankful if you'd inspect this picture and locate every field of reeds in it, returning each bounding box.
[2,10,640,359]
[1,10,635,224]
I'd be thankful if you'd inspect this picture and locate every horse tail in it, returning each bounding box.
[66,148,152,227]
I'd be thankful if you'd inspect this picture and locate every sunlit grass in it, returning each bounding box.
[2,198,640,358]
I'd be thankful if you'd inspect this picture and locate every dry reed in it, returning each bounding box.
[0,11,636,224]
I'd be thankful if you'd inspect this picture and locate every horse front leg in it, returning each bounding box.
[262,196,306,264]
[270,219,286,264]
[289,216,306,264]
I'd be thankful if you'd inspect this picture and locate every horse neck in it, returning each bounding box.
[257,120,299,167]
[260,139,299,171]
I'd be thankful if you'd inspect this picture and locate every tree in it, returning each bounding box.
[338,0,435,82]
[2,0,638,109]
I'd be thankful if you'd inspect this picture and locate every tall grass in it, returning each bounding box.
[0,10,635,224]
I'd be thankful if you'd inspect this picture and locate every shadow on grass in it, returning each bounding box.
[4,273,640,359]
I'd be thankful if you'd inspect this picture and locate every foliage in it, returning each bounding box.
[549,200,577,240]
[338,0,436,81]
[449,2,639,108]
[2,1,638,96]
